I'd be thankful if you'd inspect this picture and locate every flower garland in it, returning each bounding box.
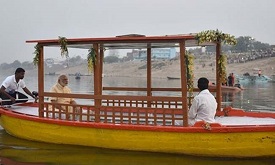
[218,54,227,84]
[87,47,96,72]
[195,29,237,45]
[33,44,42,66]
[195,30,236,86]
[32,36,69,66]
[185,51,195,97]
[58,36,69,58]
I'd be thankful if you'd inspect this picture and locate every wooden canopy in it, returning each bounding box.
[26,34,216,49]
[26,34,222,127]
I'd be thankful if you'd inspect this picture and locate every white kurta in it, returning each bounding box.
[188,89,217,126]
[50,83,75,113]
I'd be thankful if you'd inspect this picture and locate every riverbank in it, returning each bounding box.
[1,57,274,82]
[58,57,275,82]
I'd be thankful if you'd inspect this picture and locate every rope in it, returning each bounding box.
[202,122,212,130]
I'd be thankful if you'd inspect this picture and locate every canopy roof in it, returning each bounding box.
[26,33,223,127]
[26,34,215,49]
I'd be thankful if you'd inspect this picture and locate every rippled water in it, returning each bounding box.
[0,74,275,164]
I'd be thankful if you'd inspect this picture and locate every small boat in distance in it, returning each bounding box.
[237,68,272,84]
[269,75,275,83]
[167,76,180,80]
[45,72,58,76]
[209,84,243,92]
[75,72,81,79]
[167,77,243,92]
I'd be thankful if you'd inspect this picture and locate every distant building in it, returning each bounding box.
[45,58,54,67]
[44,58,67,68]
[127,48,176,60]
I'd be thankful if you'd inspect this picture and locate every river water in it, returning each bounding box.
[0,74,275,165]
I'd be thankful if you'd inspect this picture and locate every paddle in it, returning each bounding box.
[0,96,39,106]
[0,98,33,102]
[0,91,38,104]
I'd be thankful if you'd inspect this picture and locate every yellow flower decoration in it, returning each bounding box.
[195,29,237,45]
[185,51,195,97]
[87,47,96,72]
[58,36,69,58]
[33,44,41,66]
[218,54,227,84]
[32,36,69,66]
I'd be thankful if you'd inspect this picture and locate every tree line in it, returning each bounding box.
[189,36,272,54]
[1,36,274,70]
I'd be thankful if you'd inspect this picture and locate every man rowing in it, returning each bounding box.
[0,68,38,105]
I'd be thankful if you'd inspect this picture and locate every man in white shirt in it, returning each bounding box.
[188,77,217,126]
[0,68,38,105]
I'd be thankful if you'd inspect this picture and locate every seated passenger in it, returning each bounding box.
[50,74,79,119]
[188,77,217,126]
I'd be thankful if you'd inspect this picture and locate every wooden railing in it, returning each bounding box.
[40,87,225,126]
[42,92,184,126]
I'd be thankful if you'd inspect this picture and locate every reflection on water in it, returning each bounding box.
[229,82,275,111]
[0,75,275,164]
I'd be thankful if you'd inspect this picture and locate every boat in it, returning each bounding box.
[236,68,272,84]
[209,84,243,92]
[45,72,57,75]
[167,76,180,80]
[75,72,81,79]
[0,33,275,158]
[0,130,273,165]
[269,75,275,83]
[237,74,272,83]
[167,77,242,92]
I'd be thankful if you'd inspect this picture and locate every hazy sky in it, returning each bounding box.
[1,0,274,63]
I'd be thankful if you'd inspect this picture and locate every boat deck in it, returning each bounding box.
[2,104,275,126]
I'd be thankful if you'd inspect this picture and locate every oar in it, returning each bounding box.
[0,98,39,107]
[0,98,32,102]
[0,97,50,103]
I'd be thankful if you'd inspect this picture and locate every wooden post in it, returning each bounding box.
[216,42,222,111]
[38,46,44,117]
[93,43,100,122]
[147,46,152,107]
[179,41,188,126]
[99,46,104,96]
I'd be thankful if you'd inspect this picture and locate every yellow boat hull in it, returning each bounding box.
[1,130,273,165]
[1,114,274,158]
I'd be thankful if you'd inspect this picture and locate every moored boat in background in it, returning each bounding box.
[167,76,180,80]
[209,84,243,92]
[75,72,81,79]
[236,68,272,84]
[269,75,275,83]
